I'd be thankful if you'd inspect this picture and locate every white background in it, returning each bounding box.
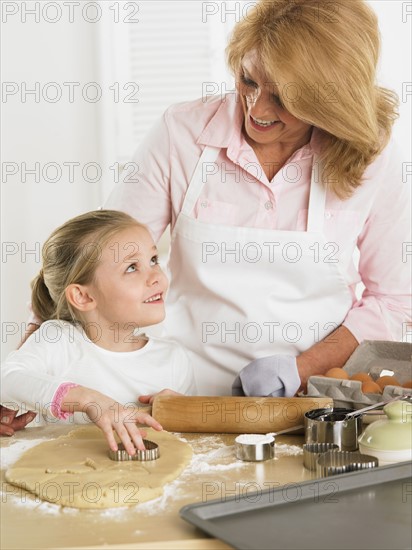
[1,1,411,359]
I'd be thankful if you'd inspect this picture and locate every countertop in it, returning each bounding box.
[1,424,318,550]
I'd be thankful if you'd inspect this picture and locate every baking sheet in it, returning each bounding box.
[180,462,412,550]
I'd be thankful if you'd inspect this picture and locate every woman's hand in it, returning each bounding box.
[0,406,37,436]
[232,356,301,397]
[138,388,181,406]
[61,387,163,455]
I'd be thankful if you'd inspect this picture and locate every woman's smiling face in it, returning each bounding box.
[237,50,312,149]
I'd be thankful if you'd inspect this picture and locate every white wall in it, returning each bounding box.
[1,4,102,358]
[1,1,411,359]
[370,0,411,158]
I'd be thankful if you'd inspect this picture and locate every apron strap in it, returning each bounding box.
[307,158,327,233]
[180,146,221,216]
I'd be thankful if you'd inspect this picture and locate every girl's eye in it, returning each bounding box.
[126,263,138,273]
[240,74,258,88]
[150,255,159,266]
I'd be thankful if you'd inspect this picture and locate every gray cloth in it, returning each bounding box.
[232,355,301,397]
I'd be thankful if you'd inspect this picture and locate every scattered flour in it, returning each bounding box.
[1,439,46,469]
[275,443,303,457]
[98,506,130,519]
[0,485,79,516]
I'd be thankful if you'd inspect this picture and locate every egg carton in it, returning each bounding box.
[305,340,412,409]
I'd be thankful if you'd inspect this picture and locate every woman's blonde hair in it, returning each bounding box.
[226,0,398,198]
[31,210,145,324]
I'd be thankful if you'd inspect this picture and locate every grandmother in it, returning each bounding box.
[105,0,410,397]
[18,0,410,407]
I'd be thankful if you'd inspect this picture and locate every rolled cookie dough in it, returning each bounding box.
[5,427,192,509]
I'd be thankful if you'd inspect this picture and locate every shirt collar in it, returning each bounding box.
[197,93,325,159]
[196,93,243,148]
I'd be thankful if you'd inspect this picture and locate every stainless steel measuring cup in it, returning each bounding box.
[304,408,363,451]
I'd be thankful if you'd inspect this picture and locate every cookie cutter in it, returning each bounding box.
[303,442,339,471]
[316,450,378,477]
[108,439,159,461]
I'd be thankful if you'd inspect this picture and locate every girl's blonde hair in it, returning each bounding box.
[226,0,398,198]
[31,210,145,324]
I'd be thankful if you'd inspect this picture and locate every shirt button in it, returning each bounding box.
[201,201,208,208]
[265,201,273,210]
[325,211,332,219]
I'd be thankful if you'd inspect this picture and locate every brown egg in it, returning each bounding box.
[362,380,382,394]
[325,368,349,379]
[350,372,372,382]
[376,375,401,389]
[403,380,412,389]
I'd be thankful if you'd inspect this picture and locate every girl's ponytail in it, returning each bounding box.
[31,269,55,322]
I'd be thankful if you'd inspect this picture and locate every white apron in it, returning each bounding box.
[163,146,353,395]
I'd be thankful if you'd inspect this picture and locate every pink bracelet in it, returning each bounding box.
[51,383,80,419]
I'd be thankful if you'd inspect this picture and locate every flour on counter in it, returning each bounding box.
[110,437,249,517]
[275,443,303,457]
[0,439,46,469]
[0,485,79,516]
[176,435,247,472]
[189,445,245,473]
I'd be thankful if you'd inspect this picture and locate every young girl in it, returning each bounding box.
[1,210,196,455]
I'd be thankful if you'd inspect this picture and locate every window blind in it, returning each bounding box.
[98,0,241,200]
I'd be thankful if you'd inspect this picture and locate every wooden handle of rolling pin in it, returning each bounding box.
[151,396,333,433]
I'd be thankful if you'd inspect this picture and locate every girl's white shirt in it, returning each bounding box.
[0,320,196,424]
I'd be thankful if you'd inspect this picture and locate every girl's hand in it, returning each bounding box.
[62,387,162,455]
[138,388,181,406]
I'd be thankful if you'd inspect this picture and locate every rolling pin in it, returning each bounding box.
[151,396,333,433]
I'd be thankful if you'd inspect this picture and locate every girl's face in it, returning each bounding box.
[87,226,168,331]
[237,50,312,149]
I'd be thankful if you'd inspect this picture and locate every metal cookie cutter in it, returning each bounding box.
[108,439,159,462]
[303,443,339,471]
[316,450,378,477]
